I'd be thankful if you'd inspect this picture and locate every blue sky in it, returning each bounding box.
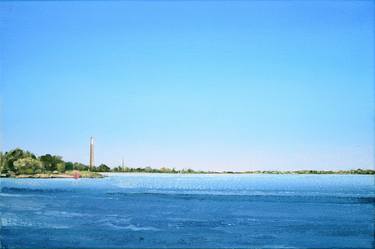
[0,1,374,171]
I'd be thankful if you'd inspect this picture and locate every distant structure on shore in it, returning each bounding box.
[89,137,94,170]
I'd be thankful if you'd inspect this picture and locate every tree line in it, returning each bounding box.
[0,148,198,176]
[112,166,207,174]
[1,148,374,176]
[0,148,110,176]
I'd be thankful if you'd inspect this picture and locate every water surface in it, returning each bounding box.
[1,173,374,248]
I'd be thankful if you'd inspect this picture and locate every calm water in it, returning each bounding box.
[0,173,374,249]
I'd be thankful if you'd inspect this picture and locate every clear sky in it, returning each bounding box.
[0,1,374,171]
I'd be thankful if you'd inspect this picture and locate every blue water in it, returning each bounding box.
[0,173,374,249]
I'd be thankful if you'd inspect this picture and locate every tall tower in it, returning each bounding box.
[89,137,94,170]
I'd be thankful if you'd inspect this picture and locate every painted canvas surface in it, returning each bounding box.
[0,1,374,249]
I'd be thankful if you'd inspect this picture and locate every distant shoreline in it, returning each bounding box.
[2,169,373,178]
[1,148,374,178]
[108,169,375,175]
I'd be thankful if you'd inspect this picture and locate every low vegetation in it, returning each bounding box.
[112,166,210,174]
[1,148,374,177]
[112,167,375,175]
[225,169,375,175]
[0,148,108,178]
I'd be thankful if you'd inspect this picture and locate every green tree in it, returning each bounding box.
[65,162,74,171]
[0,152,5,173]
[4,148,36,174]
[39,154,63,172]
[13,158,43,174]
[96,164,110,172]
[57,162,65,172]
[73,162,89,171]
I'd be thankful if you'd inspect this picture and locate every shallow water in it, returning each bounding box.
[0,173,374,248]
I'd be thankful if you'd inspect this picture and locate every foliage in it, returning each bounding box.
[65,162,74,170]
[57,162,65,173]
[65,162,74,171]
[2,148,36,174]
[73,162,89,171]
[0,152,5,173]
[93,164,111,172]
[0,148,374,176]
[109,166,375,175]
[13,158,43,174]
[0,148,88,176]
[39,154,63,172]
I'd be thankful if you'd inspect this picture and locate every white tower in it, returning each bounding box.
[89,137,94,170]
